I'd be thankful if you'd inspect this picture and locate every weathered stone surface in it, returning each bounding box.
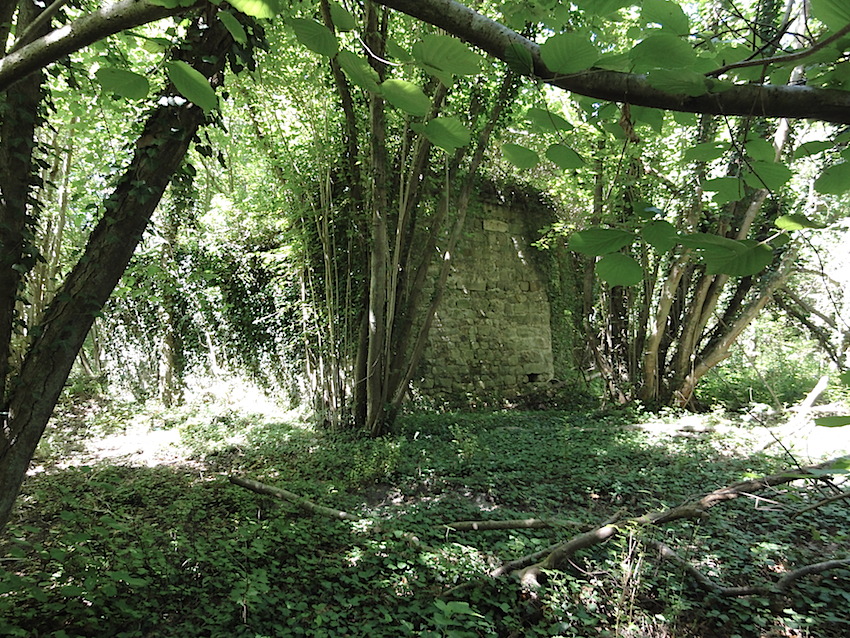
[414,199,561,403]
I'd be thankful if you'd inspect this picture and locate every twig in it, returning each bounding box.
[794,489,850,517]
[706,22,850,77]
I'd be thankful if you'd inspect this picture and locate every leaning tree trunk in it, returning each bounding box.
[0,15,233,534]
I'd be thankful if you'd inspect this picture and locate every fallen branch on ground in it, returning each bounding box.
[509,456,849,587]
[649,540,850,596]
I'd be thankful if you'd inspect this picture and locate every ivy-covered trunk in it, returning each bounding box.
[0,16,233,534]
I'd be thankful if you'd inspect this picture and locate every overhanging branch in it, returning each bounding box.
[0,0,198,92]
[375,0,850,124]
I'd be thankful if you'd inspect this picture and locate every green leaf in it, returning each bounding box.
[631,33,697,71]
[385,39,412,62]
[94,67,150,100]
[810,0,850,31]
[569,228,635,255]
[596,253,644,287]
[545,143,584,169]
[839,370,850,386]
[745,138,776,162]
[337,50,379,92]
[645,68,710,96]
[745,161,792,191]
[814,415,850,427]
[540,33,598,74]
[641,219,678,252]
[631,106,664,132]
[226,0,279,19]
[290,18,338,57]
[702,176,745,204]
[680,234,773,276]
[165,61,217,113]
[412,35,482,76]
[415,117,470,152]
[328,1,357,31]
[379,79,430,117]
[218,11,247,45]
[527,107,573,133]
[502,143,539,169]
[774,214,825,230]
[575,0,632,16]
[815,161,850,194]
[505,42,534,75]
[795,140,832,158]
[684,142,726,162]
[641,0,690,34]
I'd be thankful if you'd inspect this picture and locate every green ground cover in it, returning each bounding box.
[1,399,849,638]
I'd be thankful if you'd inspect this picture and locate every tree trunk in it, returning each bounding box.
[0,15,232,534]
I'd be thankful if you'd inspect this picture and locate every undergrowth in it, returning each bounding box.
[1,402,849,637]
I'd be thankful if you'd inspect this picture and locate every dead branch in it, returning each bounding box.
[508,456,849,587]
[447,518,582,532]
[649,540,850,596]
[229,475,362,521]
[794,489,850,517]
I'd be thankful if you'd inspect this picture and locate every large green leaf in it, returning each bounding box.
[95,67,150,100]
[631,33,697,71]
[745,161,792,191]
[412,35,483,76]
[640,0,690,34]
[702,176,745,204]
[745,138,776,162]
[504,42,534,75]
[527,107,573,133]
[815,161,850,194]
[165,61,217,113]
[218,11,247,45]
[414,117,470,152]
[596,253,644,287]
[545,144,584,169]
[290,18,338,57]
[328,1,357,31]
[684,142,726,162]
[575,0,632,16]
[540,33,599,74]
[640,219,678,252]
[379,79,430,117]
[681,234,773,276]
[810,0,850,31]
[775,214,826,230]
[814,415,850,427]
[645,69,710,96]
[226,0,279,19]
[794,140,832,158]
[337,50,379,92]
[569,228,635,255]
[502,143,539,169]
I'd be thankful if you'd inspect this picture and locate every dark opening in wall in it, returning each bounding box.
[527,373,541,383]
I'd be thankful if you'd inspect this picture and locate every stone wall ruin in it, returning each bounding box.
[414,193,574,404]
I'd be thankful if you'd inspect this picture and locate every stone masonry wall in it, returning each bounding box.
[414,200,555,402]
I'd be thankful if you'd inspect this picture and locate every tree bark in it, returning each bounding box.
[0,15,232,534]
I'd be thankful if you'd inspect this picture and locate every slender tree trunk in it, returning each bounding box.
[0,15,232,533]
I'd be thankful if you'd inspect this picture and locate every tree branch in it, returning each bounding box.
[706,22,850,78]
[375,0,850,124]
[0,0,197,91]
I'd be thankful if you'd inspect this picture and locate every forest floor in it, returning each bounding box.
[2,383,850,638]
